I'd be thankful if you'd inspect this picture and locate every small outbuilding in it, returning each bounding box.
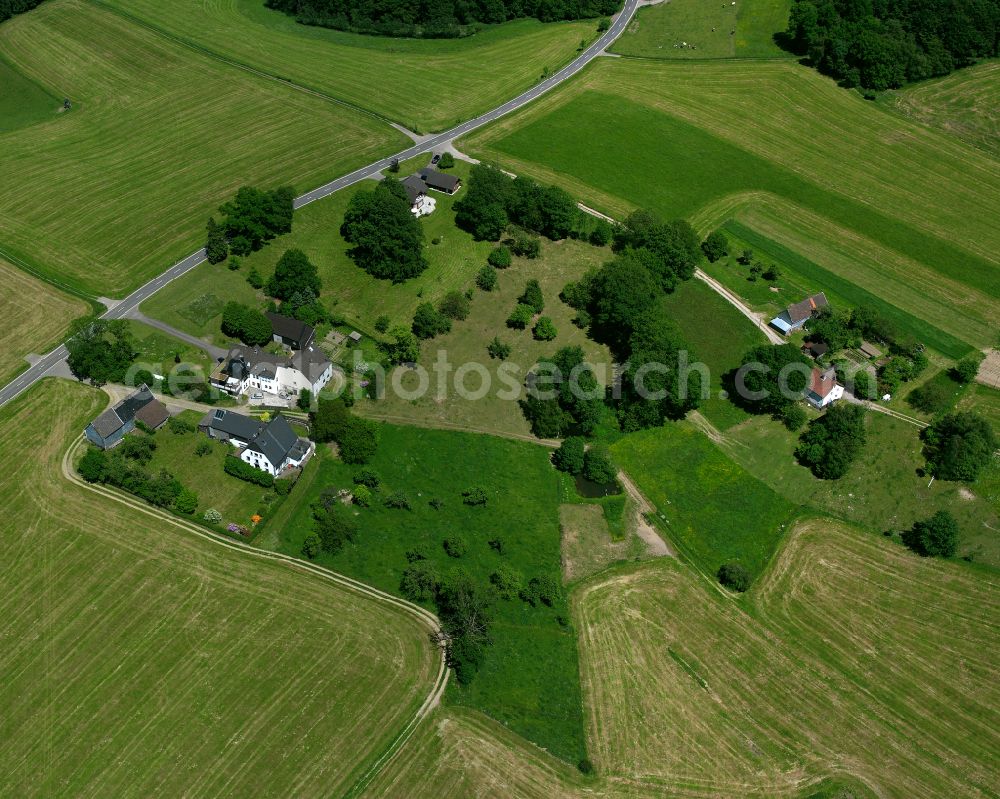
[418,168,462,195]
[803,341,829,359]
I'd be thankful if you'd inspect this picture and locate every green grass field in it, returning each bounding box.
[0,256,88,385]
[612,0,792,59]
[0,380,439,797]
[460,60,1000,347]
[611,421,797,580]
[660,277,767,430]
[0,52,59,133]
[96,0,599,133]
[886,59,1000,158]
[267,423,587,762]
[0,0,405,298]
[573,520,1000,795]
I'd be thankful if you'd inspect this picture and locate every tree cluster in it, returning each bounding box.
[266,0,619,39]
[0,0,43,23]
[785,0,999,91]
[795,403,867,479]
[922,412,997,482]
[265,248,327,324]
[311,397,380,463]
[454,164,581,242]
[341,176,427,282]
[732,343,812,415]
[902,510,959,558]
[66,318,138,387]
[520,346,604,438]
[221,301,272,346]
[207,186,295,261]
[311,489,359,554]
[612,210,701,294]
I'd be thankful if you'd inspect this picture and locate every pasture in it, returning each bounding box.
[459,59,1000,345]
[0,380,439,797]
[611,0,791,60]
[0,256,88,385]
[611,421,796,580]
[365,233,614,439]
[575,520,1000,796]
[719,411,1000,567]
[0,0,405,298]
[270,423,588,762]
[887,60,1000,158]
[97,0,598,133]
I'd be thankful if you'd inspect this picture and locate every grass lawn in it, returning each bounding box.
[0,52,59,133]
[135,410,283,527]
[97,0,599,133]
[720,411,1000,567]
[144,159,495,343]
[611,0,792,59]
[0,256,88,385]
[660,277,766,430]
[128,320,216,379]
[611,421,797,580]
[459,60,1000,342]
[362,233,614,438]
[0,380,439,797]
[268,423,587,762]
[0,0,405,298]
[885,59,1000,159]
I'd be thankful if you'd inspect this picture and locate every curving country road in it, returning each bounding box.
[0,0,641,409]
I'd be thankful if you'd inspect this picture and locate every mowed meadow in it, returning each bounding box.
[96,0,600,133]
[460,58,1000,352]
[0,380,440,798]
[0,0,406,298]
[364,520,1000,798]
[0,256,88,384]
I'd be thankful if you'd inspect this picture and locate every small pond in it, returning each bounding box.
[574,474,622,498]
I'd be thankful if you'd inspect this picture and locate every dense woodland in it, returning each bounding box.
[265,0,619,37]
[786,0,1000,90]
[0,0,42,23]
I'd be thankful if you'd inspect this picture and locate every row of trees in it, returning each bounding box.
[266,0,619,38]
[785,0,999,91]
[206,186,295,263]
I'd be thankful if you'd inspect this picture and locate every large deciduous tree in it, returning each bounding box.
[341,178,427,282]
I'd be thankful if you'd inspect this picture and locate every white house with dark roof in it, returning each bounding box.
[199,409,313,475]
[210,344,334,399]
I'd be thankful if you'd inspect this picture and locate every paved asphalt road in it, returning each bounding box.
[0,0,639,409]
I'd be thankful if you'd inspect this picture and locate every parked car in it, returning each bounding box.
[430,153,441,164]
[250,392,264,400]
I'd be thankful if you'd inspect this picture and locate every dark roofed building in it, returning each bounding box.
[803,340,829,359]
[200,409,313,476]
[402,174,428,205]
[85,385,169,449]
[418,168,461,195]
[267,312,315,350]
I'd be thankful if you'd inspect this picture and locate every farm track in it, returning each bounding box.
[61,432,449,798]
[0,0,641,409]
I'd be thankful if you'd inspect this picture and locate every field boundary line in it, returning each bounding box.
[60,432,449,799]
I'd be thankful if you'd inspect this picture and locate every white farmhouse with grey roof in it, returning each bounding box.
[199,409,313,476]
[210,345,334,399]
